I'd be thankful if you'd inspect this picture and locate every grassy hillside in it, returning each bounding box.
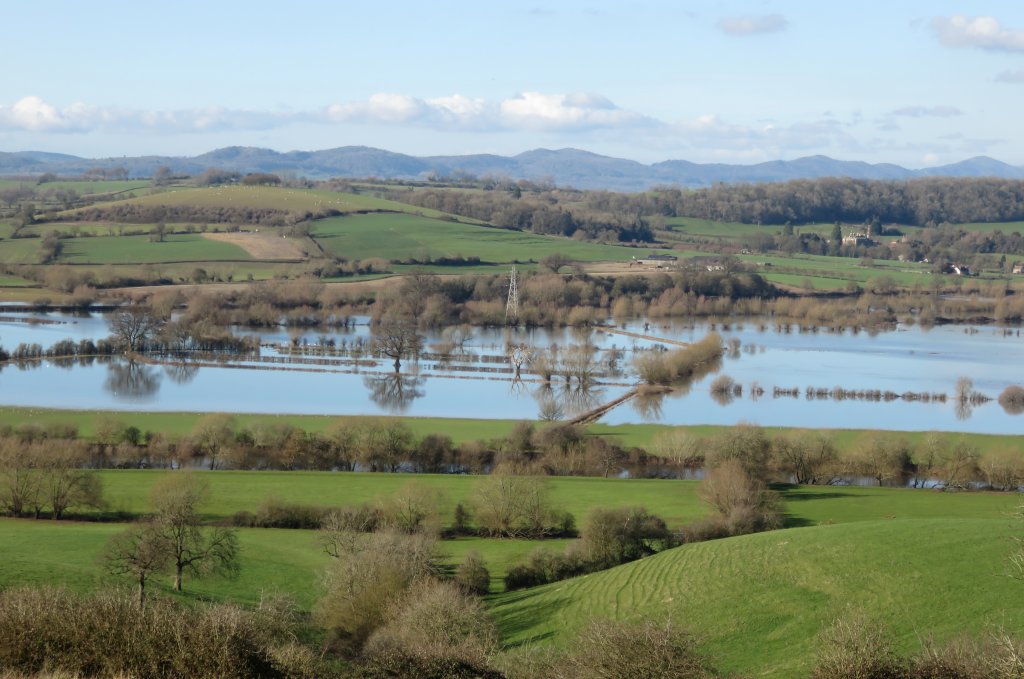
[59,186,450,219]
[490,517,1024,677]
[312,212,666,263]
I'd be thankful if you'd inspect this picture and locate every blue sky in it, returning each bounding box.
[3,1,1024,166]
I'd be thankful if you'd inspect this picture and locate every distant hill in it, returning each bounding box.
[2,146,1023,191]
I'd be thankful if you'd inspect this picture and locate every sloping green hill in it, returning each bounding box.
[59,185,450,219]
[490,517,1024,677]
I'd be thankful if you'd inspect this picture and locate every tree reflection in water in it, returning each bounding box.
[105,360,161,401]
[532,382,603,419]
[363,372,425,413]
[164,362,200,385]
[632,390,664,421]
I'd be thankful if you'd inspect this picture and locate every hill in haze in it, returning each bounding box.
[2,146,1023,191]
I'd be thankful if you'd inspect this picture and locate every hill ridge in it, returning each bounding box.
[2,147,1023,191]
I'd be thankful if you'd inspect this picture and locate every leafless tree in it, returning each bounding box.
[506,343,533,378]
[101,522,170,610]
[150,474,239,592]
[371,319,423,372]
[107,306,165,352]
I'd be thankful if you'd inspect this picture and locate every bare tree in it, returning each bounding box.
[190,414,236,470]
[507,342,533,378]
[108,306,165,352]
[370,319,423,372]
[101,522,170,610]
[150,473,239,592]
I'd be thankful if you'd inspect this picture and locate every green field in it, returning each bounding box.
[491,516,1023,677]
[0,407,1021,460]
[0,464,1020,676]
[312,212,670,263]
[0,179,152,196]
[59,185,456,220]
[0,471,1019,675]
[0,275,37,287]
[55,233,251,265]
[739,251,933,287]
[0,237,47,264]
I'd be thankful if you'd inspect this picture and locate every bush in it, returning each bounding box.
[580,506,671,567]
[364,579,498,670]
[812,612,906,679]
[315,530,440,655]
[552,618,721,679]
[503,547,587,591]
[455,551,491,596]
[230,497,331,529]
[0,587,316,678]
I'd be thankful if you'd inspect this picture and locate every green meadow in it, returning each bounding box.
[0,470,1018,676]
[490,517,1023,677]
[57,233,251,264]
[59,185,454,219]
[311,212,665,264]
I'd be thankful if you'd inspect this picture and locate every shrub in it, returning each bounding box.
[231,497,331,529]
[553,618,721,679]
[812,612,906,679]
[364,579,498,669]
[455,551,491,596]
[0,587,315,679]
[580,506,671,567]
[315,530,440,655]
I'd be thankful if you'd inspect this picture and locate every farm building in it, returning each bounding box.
[633,254,678,268]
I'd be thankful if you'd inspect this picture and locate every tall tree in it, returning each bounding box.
[107,305,165,352]
[150,473,239,592]
[370,319,423,372]
[101,522,170,610]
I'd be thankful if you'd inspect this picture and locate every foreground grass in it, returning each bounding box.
[490,517,1024,678]
[2,498,1020,675]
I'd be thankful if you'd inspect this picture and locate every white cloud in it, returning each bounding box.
[996,68,1024,82]
[931,15,1024,52]
[717,13,787,36]
[0,92,653,136]
[0,96,289,134]
[891,105,963,117]
[498,92,648,130]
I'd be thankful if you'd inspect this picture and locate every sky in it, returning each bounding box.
[2,0,1024,167]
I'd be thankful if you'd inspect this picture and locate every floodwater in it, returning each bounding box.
[1,312,1023,434]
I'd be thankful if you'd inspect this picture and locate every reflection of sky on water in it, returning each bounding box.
[1,313,1023,433]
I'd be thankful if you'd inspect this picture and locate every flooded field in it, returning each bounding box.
[1,311,1022,433]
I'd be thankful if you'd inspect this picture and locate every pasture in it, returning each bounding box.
[58,186,455,220]
[0,470,1017,675]
[490,516,1024,677]
[311,212,667,264]
[57,233,252,265]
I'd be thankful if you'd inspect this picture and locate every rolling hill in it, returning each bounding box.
[4,147,1024,191]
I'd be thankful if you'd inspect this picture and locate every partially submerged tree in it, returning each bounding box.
[107,305,165,352]
[370,318,424,372]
